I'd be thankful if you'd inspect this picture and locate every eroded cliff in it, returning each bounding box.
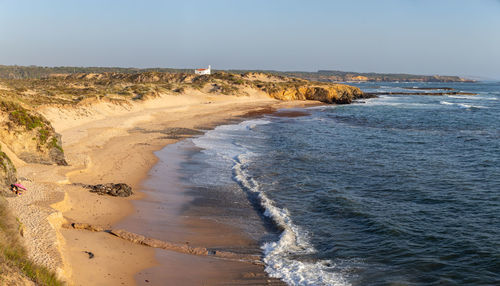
[0,100,66,167]
[0,145,16,187]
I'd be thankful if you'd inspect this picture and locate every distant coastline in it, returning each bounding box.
[0,64,474,83]
[280,70,475,83]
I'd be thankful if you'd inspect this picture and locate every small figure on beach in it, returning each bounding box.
[10,183,27,195]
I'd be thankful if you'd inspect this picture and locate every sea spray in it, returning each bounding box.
[440,101,487,109]
[192,120,351,286]
[233,153,350,286]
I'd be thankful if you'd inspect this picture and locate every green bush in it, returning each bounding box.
[9,110,44,130]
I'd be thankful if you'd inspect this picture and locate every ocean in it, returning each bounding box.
[157,82,500,285]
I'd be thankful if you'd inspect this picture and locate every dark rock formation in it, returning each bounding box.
[69,222,105,232]
[83,183,133,197]
[130,127,203,140]
[83,251,94,259]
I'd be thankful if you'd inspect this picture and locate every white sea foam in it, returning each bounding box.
[192,119,271,160]
[440,101,454,105]
[192,119,351,286]
[440,101,487,109]
[234,154,350,286]
[447,95,497,100]
[357,99,433,108]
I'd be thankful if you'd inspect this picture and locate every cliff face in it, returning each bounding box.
[0,146,16,187]
[0,100,66,166]
[268,84,366,104]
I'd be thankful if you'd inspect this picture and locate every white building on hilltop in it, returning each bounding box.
[194,65,211,75]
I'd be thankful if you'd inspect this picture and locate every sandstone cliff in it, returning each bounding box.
[0,100,66,166]
[0,145,16,187]
[267,84,366,104]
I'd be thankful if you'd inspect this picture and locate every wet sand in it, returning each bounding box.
[117,124,282,285]
[38,92,321,285]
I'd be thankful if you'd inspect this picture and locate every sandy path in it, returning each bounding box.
[7,92,319,285]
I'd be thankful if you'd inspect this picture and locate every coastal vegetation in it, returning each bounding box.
[0,70,368,107]
[0,99,66,165]
[0,64,473,83]
[0,197,63,285]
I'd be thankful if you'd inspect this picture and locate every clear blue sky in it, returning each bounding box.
[1,0,499,79]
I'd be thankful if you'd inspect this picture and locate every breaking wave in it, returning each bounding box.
[233,153,350,286]
[447,95,497,100]
[192,119,350,286]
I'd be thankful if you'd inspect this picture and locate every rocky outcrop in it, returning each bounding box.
[0,100,66,165]
[268,84,369,104]
[82,183,133,197]
[0,145,16,187]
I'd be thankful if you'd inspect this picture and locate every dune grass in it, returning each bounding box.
[0,196,64,286]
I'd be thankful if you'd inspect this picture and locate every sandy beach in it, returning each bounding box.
[6,90,320,285]
[2,1,495,284]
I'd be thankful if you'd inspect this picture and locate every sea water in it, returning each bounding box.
[180,82,500,285]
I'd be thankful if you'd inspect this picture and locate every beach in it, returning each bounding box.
[3,80,499,285]
[6,90,320,285]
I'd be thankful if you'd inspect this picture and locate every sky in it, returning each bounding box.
[1,0,499,79]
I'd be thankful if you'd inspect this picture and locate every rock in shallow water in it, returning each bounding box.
[84,183,132,197]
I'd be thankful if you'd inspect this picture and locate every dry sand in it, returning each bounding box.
[6,91,320,285]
